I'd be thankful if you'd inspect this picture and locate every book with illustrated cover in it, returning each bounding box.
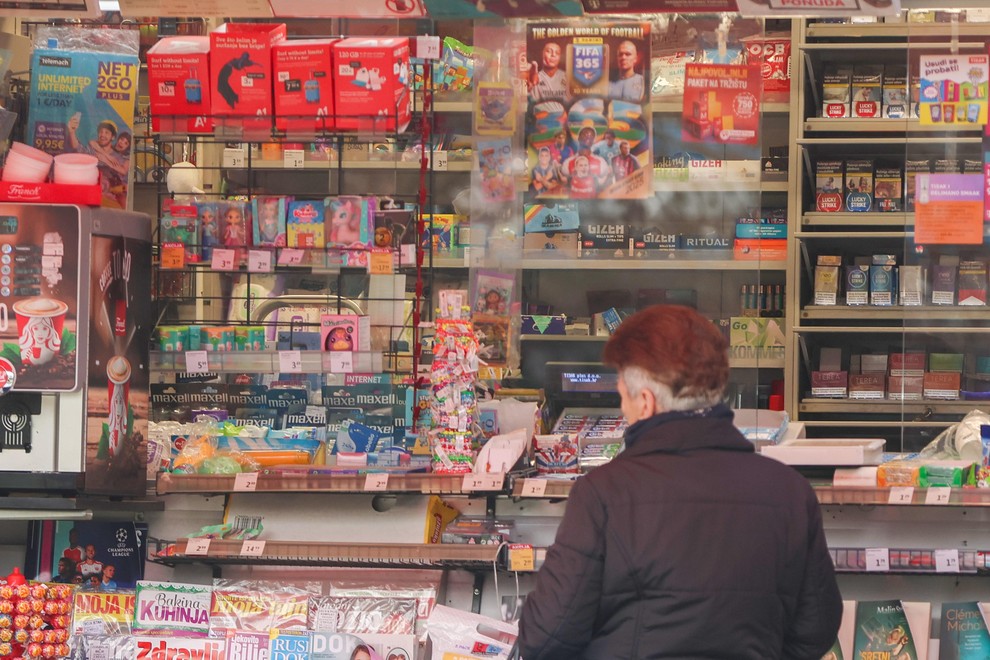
[938,602,990,660]
[853,600,919,660]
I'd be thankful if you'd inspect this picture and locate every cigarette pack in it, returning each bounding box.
[874,166,903,212]
[851,65,883,118]
[845,265,869,306]
[822,65,852,118]
[958,260,988,305]
[844,159,874,212]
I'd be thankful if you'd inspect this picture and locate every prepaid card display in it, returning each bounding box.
[525,21,652,200]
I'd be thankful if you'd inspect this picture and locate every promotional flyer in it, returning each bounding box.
[682,63,761,145]
[919,54,989,126]
[0,204,80,392]
[84,232,151,496]
[526,21,652,200]
[27,29,140,209]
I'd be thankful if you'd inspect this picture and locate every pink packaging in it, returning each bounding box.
[333,38,411,132]
[273,39,337,133]
[210,23,287,117]
[147,37,213,134]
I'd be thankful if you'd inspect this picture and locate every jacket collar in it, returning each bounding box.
[621,403,755,457]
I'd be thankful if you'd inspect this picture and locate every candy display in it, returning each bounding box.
[429,308,482,474]
[0,576,74,660]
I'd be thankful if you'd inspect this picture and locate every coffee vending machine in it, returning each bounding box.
[0,203,151,497]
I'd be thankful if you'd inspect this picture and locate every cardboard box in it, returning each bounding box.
[630,227,677,255]
[320,314,370,352]
[890,352,926,376]
[888,374,924,401]
[845,264,869,306]
[923,372,961,400]
[762,438,884,465]
[931,263,956,305]
[147,36,212,134]
[273,39,336,133]
[844,159,874,212]
[958,260,988,305]
[822,65,852,118]
[815,160,844,212]
[811,371,848,398]
[523,231,579,255]
[733,238,786,261]
[815,263,840,305]
[333,37,411,132]
[852,65,883,118]
[210,23,287,117]
[874,166,903,212]
[849,374,886,399]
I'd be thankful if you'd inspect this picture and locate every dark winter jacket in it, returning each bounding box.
[519,405,843,659]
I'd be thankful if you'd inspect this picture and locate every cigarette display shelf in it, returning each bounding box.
[796,135,982,146]
[801,212,914,227]
[829,547,990,575]
[515,258,785,271]
[148,538,502,570]
[803,117,984,134]
[799,399,980,415]
[651,175,788,193]
[156,471,509,496]
[799,306,990,322]
[805,21,990,40]
[652,100,790,114]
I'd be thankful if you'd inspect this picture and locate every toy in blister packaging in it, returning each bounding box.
[286,199,325,249]
[160,201,200,263]
[196,202,221,260]
[534,434,579,474]
[252,195,289,247]
[434,37,474,92]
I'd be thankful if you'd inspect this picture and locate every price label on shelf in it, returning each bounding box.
[329,351,354,374]
[888,487,914,505]
[865,547,890,572]
[240,540,266,557]
[222,147,246,169]
[248,249,273,273]
[364,473,390,491]
[184,538,211,556]
[415,35,441,60]
[462,473,504,492]
[368,249,394,275]
[433,150,448,171]
[935,548,960,573]
[234,472,259,491]
[279,350,303,374]
[520,479,548,497]
[507,544,535,572]
[160,243,185,270]
[925,487,952,505]
[278,248,306,266]
[210,248,236,271]
[185,350,209,374]
[283,149,305,169]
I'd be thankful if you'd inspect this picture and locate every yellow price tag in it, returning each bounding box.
[368,248,394,275]
[508,544,535,572]
[160,244,185,270]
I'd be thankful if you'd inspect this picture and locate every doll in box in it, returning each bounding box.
[222,203,248,247]
[198,202,220,259]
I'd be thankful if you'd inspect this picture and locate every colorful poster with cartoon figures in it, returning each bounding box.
[918,54,989,127]
[526,22,652,200]
[682,63,761,145]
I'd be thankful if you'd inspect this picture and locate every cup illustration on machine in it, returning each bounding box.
[13,297,68,366]
[106,355,131,459]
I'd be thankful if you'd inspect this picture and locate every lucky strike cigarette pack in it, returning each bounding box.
[273,39,337,132]
[333,38,411,131]
[147,36,212,133]
[210,22,287,117]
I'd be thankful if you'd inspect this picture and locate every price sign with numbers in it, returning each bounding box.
[234,472,259,491]
[935,548,960,573]
[278,248,306,266]
[888,487,914,505]
[240,540,266,557]
[416,35,441,60]
[283,149,305,169]
[160,244,185,270]
[925,487,952,505]
[185,350,210,374]
[508,545,535,572]
[463,473,504,491]
[364,473,390,491]
[248,250,273,273]
[211,248,236,271]
[520,479,548,497]
[329,351,354,374]
[433,150,448,171]
[279,350,303,373]
[865,547,890,572]
[368,249,394,275]
[184,538,211,556]
[222,147,246,169]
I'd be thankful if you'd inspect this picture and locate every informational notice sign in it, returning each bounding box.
[736,0,900,18]
[682,63,761,145]
[919,54,989,126]
[914,173,984,245]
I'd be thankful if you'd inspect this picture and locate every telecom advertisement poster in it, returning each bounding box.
[682,62,762,145]
[525,21,652,200]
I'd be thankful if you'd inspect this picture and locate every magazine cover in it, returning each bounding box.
[525,21,651,200]
[939,602,990,660]
[854,600,919,660]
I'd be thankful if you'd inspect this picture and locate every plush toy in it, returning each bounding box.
[165,161,204,203]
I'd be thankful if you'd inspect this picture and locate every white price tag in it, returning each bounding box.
[248,249,273,273]
[278,248,306,266]
[184,538,211,556]
[330,351,354,373]
[936,548,961,573]
[865,547,890,572]
[234,472,259,491]
[463,473,504,491]
[433,150,448,171]
[185,350,209,374]
[210,248,236,271]
[926,486,952,505]
[240,540,266,557]
[222,147,246,169]
[279,350,303,373]
[283,149,305,169]
[416,35,441,60]
[364,473,390,491]
[520,479,548,497]
[888,487,914,505]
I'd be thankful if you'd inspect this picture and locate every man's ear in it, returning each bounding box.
[640,385,658,417]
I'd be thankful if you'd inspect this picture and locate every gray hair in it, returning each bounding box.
[621,365,722,412]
